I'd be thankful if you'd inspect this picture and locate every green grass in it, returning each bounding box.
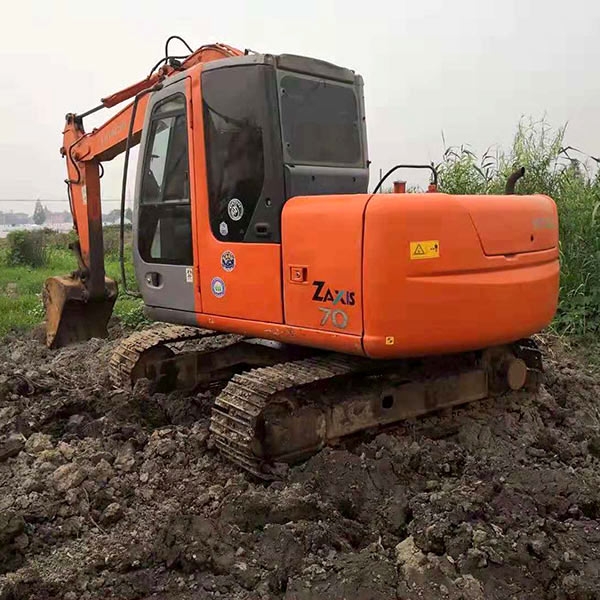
[0,244,146,336]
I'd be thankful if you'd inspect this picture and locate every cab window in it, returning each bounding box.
[202,68,266,242]
[138,95,193,265]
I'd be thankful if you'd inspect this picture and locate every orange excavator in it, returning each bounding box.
[44,37,559,476]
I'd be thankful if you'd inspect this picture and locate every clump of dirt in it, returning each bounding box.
[0,327,599,599]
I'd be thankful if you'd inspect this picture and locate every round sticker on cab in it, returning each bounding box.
[228,198,244,222]
[211,277,226,298]
[221,250,235,272]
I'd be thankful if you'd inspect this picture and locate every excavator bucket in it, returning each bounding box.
[43,275,118,349]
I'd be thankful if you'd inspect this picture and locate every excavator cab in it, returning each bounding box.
[132,53,369,322]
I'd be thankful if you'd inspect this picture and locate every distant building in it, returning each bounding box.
[0,212,29,225]
[46,211,72,225]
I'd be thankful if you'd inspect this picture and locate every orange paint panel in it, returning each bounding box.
[364,259,559,358]
[362,193,559,358]
[458,194,558,255]
[199,242,284,322]
[282,195,368,336]
[195,312,364,355]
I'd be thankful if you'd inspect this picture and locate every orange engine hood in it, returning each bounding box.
[456,194,558,256]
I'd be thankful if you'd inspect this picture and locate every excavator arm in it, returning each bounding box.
[44,42,243,348]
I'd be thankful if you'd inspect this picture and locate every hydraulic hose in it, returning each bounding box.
[372,164,438,194]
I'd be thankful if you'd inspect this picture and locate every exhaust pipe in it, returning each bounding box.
[505,166,525,194]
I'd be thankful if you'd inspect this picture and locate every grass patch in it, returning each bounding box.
[6,230,49,268]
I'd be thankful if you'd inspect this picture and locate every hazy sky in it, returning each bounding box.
[1,0,599,207]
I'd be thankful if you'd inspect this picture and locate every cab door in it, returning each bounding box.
[133,77,198,313]
[195,64,284,323]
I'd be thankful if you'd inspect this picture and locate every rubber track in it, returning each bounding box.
[109,323,218,390]
[210,354,367,478]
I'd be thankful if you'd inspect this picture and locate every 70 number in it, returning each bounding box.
[318,307,348,329]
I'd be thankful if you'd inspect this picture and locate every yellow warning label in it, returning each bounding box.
[385,336,395,345]
[410,240,440,260]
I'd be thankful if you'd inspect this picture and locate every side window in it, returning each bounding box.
[202,68,266,242]
[138,95,193,265]
[279,74,361,166]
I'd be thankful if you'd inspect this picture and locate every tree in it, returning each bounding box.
[32,200,46,225]
[104,209,121,224]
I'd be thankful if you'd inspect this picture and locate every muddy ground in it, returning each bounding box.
[0,324,599,600]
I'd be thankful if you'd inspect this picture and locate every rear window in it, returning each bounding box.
[279,74,361,166]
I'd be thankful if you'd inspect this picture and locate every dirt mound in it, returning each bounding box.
[0,328,599,599]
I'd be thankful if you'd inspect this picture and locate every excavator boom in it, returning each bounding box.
[44,43,243,347]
